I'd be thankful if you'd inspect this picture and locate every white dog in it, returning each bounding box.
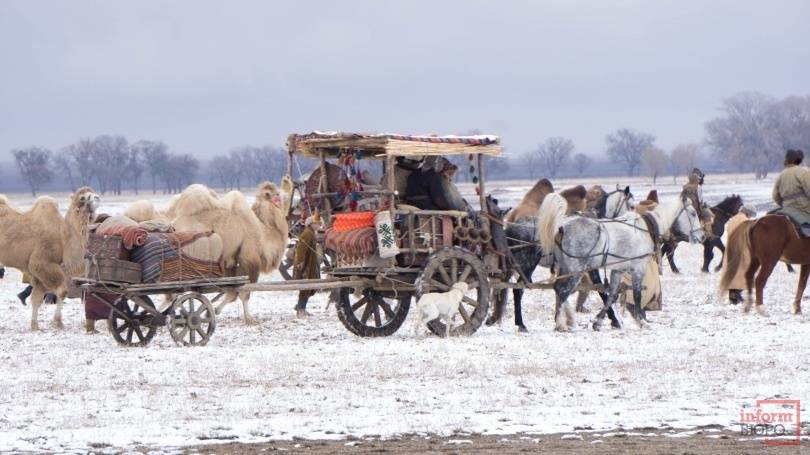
[414,282,469,337]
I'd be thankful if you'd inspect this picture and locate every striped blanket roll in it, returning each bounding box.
[324,226,377,258]
[131,232,223,283]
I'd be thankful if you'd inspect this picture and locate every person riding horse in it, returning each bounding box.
[772,149,810,235]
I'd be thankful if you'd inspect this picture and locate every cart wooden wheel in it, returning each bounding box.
[108,294,159,347]
[336,288,411,337]
[168,292,216,346]
[416,247,490,337]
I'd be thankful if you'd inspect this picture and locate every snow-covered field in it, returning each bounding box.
[1,174,808,452]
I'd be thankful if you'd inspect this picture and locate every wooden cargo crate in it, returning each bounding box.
[85,258,142,284]
[86,234,129,261]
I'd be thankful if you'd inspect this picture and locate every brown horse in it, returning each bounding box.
[720,214,808,315]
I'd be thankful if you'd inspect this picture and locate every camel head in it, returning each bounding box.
[70,186,101,221]
[255,181,282,209]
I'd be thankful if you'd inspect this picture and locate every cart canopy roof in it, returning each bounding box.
[287,131,502,159]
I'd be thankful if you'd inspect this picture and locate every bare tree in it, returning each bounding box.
[641,147,668,184]
[605,128,656,176]
[66,138,96,187]
[131,140,169,194]
[207,155,235,190]
[13,146,53,196]
[127,148,145,194]
[484,155,509,178]
[90,135,129,194]
[669,143,702,183]
[53,148,77,191]
[572,153,593,176]
[773,95,810,154]
[536,137,574,178]
[705,92,781,179]
[520,151,542,179]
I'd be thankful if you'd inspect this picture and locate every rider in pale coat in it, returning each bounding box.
[772,149,810,231]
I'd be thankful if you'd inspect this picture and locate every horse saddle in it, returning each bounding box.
[768,208,810,237]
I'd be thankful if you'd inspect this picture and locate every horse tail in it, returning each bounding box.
[719,219,753,293]
[536,193,567,255]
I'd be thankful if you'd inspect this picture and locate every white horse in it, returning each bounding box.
[538,193,705,331]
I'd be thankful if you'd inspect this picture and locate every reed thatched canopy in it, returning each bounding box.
[287,131,502,159]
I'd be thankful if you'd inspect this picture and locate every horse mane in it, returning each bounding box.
[715,194,742,214]
[718,219,754,293]
[595,191,608,217]
[536,193,567,256]
[505,178,554,223]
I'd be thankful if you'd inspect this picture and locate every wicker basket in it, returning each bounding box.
[85,258,142,283]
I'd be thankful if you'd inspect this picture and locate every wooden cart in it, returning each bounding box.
[73,276,249,347]
[280,132,506,337]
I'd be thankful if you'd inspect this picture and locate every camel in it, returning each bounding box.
[505,178,554,223]
[124,193,183,224]
[0,187,100,330]
[172,182,288,324]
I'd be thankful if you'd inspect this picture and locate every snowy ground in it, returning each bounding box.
[0,174,808,452]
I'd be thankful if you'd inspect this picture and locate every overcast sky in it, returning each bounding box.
[1,0,808,162]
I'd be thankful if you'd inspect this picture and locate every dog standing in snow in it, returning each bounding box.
[414,282,469,337]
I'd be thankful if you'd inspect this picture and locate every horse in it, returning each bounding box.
[720,215,809,315]
[661,195,741,274]
[488,182,635,331]
[543,194,705,331]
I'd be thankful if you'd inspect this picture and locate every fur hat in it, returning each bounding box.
[305,212,322,226]
[741,204,756,217]
[785,149,804,166]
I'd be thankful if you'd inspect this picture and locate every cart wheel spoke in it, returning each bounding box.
[450,259,458,280]
[133,324,146,342]
[458,264,472,283]
[360,301,374,324]
[126,327,134,344]
[189,327,196,345]
[196,327,207,340]
[462,295,478,307]
[378,300,395,319]
[351,296,368,312]
[437,264,453,286]
[428,279,450,292]
[169,292,216,347]
[373,305,382,327]
[458,304,471,324]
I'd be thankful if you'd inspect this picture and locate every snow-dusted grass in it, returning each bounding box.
[0,175,807,452]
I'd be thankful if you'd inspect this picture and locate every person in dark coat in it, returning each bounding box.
[294,212,323,318]
[404,157,464,210]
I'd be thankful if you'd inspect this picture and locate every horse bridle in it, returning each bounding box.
[604,190,633,219]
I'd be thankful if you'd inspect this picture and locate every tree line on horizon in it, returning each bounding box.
[4,91,809,196]
[521,92,810,182]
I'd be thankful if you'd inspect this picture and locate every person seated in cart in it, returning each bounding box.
[293,212,323,318]
[403,157,467,211]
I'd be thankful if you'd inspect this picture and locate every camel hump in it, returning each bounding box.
[124,200,156,222]
[30,196,60,215]
[220,191,250,213]
[0,194,8,205]
[173,185,222,218]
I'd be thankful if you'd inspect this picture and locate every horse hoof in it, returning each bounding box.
[244,316,259,325]
[30,324,41,332]
[517,325,528,333]
[554,325,568,333]
[592,321,602,331]
[52,320,64,330]
[755,306,768,317]
[485,317,496,327]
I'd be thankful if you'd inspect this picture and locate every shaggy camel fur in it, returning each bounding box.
[124,193,183,224]
[505,178,554,223]
[172,182,288,324]
[560,185,587,215]
[0,187,100,330]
